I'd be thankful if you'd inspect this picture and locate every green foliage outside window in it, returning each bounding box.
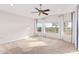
[45,23,59,33]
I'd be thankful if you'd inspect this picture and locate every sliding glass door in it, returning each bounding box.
[64,21,72,35]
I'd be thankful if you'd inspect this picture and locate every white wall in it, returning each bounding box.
[0,10,34,44]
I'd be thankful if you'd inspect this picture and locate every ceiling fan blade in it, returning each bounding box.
[42,12,48,15]
[43,9,50,12]
[35,8,39,11]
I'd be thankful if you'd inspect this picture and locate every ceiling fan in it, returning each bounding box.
[32,4,50,16]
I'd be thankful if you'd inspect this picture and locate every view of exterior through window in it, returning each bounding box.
[45,23,59,33]
[37,23,43,32]
[37,22,59,33]
[64,21,72,35]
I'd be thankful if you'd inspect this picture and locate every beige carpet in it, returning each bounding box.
[0,36,75,54]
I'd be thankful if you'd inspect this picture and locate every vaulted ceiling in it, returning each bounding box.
[0,4,77,19]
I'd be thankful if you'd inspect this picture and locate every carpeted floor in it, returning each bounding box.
[0,36,75,54]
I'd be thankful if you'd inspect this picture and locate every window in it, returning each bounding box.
[64,21,72,34]
[37,23,43,32]
[45,23,59,33]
